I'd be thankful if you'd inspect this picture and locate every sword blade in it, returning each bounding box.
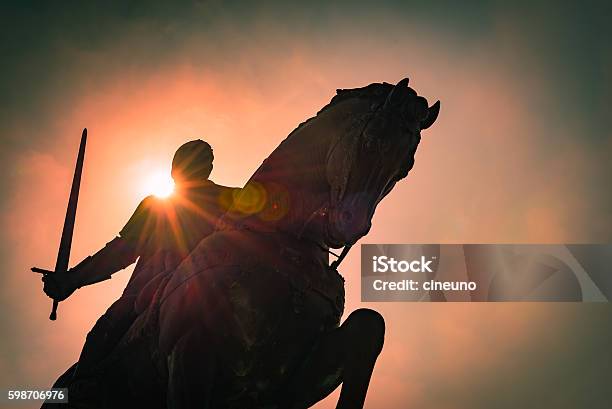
[50,128,87,320]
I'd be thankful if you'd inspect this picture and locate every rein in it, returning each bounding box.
[329,245,352,270]
[312,241,352,270]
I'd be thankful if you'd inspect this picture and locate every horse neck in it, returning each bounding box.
[262,122,330,189]
[237,113,347,245]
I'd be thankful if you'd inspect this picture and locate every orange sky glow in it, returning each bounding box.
[2,9,611,409]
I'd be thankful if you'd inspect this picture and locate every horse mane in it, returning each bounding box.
[280,82,394,143]
[320,82,394,114]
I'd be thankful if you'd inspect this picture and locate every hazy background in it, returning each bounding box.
[1,1,611,408]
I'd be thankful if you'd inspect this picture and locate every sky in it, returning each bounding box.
[1,1,611,408]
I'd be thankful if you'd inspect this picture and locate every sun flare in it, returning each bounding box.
[142,170,175,198]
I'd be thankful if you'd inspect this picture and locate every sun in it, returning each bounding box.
[142,170,175,198]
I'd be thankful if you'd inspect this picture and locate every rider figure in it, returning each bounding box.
[42,139,239,377]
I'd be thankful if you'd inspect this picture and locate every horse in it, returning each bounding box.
[58,78,439,409]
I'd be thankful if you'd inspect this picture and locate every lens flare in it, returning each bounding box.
[233,182,267,215]
[142,170,175,198]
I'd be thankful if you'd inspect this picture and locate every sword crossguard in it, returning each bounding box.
[31,267,54,275]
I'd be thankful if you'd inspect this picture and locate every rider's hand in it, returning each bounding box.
[42,271,79,301]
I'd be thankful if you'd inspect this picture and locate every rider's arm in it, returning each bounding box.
[43,196,159,300]
[69,236,139,287]
[42,236,139,301]
[71,195,160,287]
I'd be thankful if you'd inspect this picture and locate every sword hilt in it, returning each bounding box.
[31,267,62,320]
[50,301,58,321]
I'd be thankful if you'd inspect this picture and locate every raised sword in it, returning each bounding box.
[32,128,87,320]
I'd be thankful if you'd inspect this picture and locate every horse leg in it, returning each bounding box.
[281,308,385,409]
[166,327,216,409]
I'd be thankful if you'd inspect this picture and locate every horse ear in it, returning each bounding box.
[384,78,409,108]
[396,78,409,88]
[420,100,440,130]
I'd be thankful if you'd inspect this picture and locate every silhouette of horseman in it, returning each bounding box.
[43,139,239,380]
[40,78,440,409]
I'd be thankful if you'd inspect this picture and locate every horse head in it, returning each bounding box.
[323,78,439,248]
[227,78,439,250]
